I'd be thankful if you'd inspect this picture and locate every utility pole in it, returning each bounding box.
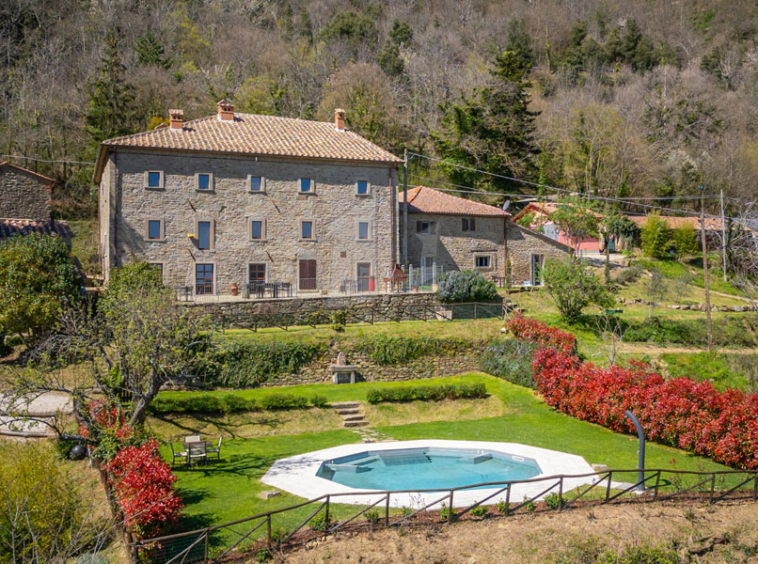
[402,149,409,269]
[720,189,727,282]
[701,185,713,352]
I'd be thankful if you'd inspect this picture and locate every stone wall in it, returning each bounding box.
[260,345,485,387]
[506,222,571,285]
[101,150,398,293]
[407,213,506,276]
[187,291,442,329]
[0,165,52,220]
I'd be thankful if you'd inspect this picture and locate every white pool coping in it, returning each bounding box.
[261,439,598,509]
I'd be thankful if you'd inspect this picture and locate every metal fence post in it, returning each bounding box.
[325,495,330,526]
[558,477,564,511]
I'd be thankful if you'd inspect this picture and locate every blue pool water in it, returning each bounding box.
[317,447,542,491]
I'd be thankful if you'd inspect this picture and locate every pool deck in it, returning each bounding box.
[261,439,599,508]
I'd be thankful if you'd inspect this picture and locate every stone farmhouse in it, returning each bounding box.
[0,162,73,246]
[400,187,570,286]
[94,102,402,297]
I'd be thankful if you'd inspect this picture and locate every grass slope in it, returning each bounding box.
[158,373,732,551]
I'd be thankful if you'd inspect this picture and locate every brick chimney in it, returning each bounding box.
[217,99,235,121]
[335,108,346,131]
[169,109,184,130]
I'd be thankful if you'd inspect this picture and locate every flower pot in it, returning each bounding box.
[230,283,239,296]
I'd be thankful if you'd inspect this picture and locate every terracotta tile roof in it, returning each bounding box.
[512,202,602,221]
[399,186,510,217]
[0,162,54,184]
[100,113,402,165]
[0,218,73,240]
[626,215,724,231]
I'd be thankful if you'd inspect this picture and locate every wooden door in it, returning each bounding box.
[299,259,317,290]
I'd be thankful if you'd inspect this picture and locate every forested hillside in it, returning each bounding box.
[2,0,757,218]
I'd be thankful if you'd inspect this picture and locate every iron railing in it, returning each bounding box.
[130,467,758,564]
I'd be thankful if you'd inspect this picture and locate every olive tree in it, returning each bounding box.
[8,263,211,445]
[543,255,615,322]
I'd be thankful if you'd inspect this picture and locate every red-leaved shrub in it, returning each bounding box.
[505,314,576,355]
[516,317,758,470]
[105,439,183,539]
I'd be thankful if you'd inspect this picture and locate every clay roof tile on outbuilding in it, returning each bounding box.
[399,186,509,217]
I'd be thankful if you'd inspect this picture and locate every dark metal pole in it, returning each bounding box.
[700,185,713,352]
[402,149,409,268]
[625,410,646,492]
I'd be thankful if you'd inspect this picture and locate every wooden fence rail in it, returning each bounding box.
[130,468,758,564]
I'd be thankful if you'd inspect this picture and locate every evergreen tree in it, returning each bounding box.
[620,19,642,63]
[86,31,137,148]
[432,51,540,193]
[389,19,413,47]
[378,41,404,76]
[506,18,534,70]
[297,8,313,41]
[135,31,172,69]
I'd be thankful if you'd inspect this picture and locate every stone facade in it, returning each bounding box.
[406,213,570,285]
[99,150,398,295]
[0,164,52,220]
[506,222,572,285]
[408,214,507,276]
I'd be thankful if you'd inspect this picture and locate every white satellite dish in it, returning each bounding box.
[502,199,511,211]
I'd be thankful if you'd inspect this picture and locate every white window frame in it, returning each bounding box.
[247,175,266,193]
[474,254,493,270]
[356,219,372,241]
[355,180,370,196]
[249,218,267,241]
[144,170,165,190]
[195,218,215,251]
[299,177,316,194]
[144,218,165,242]
[299,219,317,241]
[195,172,214,192]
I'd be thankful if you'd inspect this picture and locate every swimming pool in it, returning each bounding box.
[317,447,541,491]
[261,440,597,507]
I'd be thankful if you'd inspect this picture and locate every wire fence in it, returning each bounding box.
[219,301,509,332]
[130,467,758,564]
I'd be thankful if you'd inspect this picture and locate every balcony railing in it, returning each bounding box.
[246,281,293,299]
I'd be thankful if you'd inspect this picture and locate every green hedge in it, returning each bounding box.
[149,393,322,414]
[206,342,328,388]
[354,334,468,366]
[366,383,487,404]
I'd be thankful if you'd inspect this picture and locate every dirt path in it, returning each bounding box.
[279,501,758,563]
[618,343,758,355]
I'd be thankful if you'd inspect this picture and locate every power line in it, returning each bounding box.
[1,154,95,166]
[408,151,753,221]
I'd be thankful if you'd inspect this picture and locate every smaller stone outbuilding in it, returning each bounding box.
[400,186,570,286]
[0,162,54,220]
[0,162,73,247]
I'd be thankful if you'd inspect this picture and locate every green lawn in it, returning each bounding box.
[157,373,734,552]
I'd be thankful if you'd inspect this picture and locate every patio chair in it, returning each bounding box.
[206,436,223,462]
[184,434,202,446]
[187,442,208,468]
[169,442,188,467]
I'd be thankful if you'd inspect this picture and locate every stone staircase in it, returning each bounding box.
[331,401,368,428]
